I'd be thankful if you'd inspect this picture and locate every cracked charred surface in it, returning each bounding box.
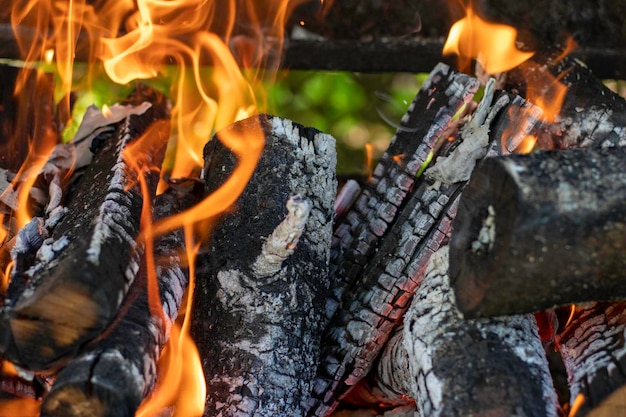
[40,180,202,417]
[557,303,626,417]
[307,66,544,416]
[0,88,170,372]
[362,246,559,417]
[193,115,336,417]
[306,63,479,417]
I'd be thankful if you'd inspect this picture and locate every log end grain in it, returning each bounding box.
[450,148,626,318]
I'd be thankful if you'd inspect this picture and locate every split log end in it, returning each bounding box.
[450,148,626,318]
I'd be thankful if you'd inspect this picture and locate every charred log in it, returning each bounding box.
[308,63,479,416]
[557,303,626,417]
[450,146,626,318]
[324,63,478,326]
[307,74,543,416]
[40,180,201,417]
[355,246,559,417]
[192,115,336,417]
[0,88,170,371]
[507,52,626,150]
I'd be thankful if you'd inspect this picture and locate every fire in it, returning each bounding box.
[444,2,573,149]
[0,0,302,415]
[443,4,534,74]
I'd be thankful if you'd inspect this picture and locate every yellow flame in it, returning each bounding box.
[2,0,302,414]
[443,4,534,74]
[101,104,112,118]
[136,229,206,417]
[568,393,585,417]
[523,63,569,123]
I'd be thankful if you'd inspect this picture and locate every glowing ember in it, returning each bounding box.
[443,4,534,74]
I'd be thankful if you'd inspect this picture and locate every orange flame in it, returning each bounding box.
[522,62,569,124]
[1,0,301,415]
[443,4,534,74]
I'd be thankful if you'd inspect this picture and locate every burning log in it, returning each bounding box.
[507,52,626,150]
[308,70,543,416]
[191,115,337,417]
[353,246,559,417]
[450,146,626,318]
[557,303,626,416]
[324,63,479,326]
[0,88,170,371]
[40,180,201,417]
[307,63,479,417]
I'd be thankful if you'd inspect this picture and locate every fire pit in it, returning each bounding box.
[0,1,624,417]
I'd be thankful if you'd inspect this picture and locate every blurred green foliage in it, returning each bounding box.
[58,63,428,177]
[264,71,425,176]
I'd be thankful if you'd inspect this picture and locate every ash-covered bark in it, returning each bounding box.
[192,115,336,417]
[507,52,626,150]
[324,63,479,325]
[0,88,170,371]
[308,77,542,416]
[450,146,626,318]
[40,181,201,417]
[557,303,626,416]
[366,246,558,417]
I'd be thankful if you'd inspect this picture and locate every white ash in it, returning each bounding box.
[86,121,136,266]
[402,246,558,416]
[12,217,47,256]
[252,195,311,279]
[68,102,152,170]
[46,205,68,229]
[471,205,496,253]
[425,78,509,186]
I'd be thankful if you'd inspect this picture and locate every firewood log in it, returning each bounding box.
[450,146,626,318]
[40,180,201,417]
[0,87,170,371]
[507,52,626,150]
[307,74,544,416]
[556,303,626,417]
[325,63,479,326]
[191,114,337,417]
[356,246,559,417]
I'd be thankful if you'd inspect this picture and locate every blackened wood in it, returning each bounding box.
[557,303,626,417]
[450,146,626,318]
[40,181,200,417]
[0,88,170,371]
[361,246,559,417]
[507,52,626,150]
[309,64,478,417]
[324,63,478,325]
[192,115,336,417]
[307,78,542,416]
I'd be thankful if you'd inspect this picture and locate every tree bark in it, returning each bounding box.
[361,246,559,417]
[40,180,201,417]
[192,115,336,417]
[0,87,170,371]
[450,146,626,318]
